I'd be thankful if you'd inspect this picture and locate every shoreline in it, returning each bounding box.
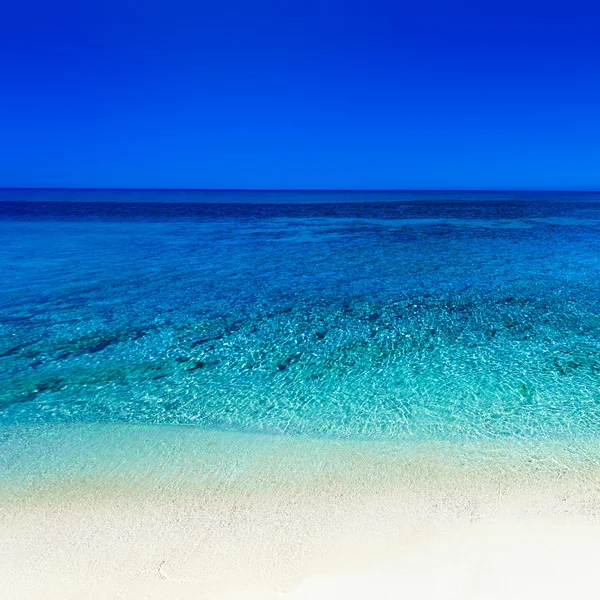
[2,424,600,598]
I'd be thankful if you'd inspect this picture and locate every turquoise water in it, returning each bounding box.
[2,190,600,444]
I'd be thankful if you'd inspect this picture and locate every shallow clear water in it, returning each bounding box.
[2,190,600,443]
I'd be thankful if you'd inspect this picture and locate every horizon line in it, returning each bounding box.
[2,188,600,193]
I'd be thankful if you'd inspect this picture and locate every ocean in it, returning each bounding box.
[2,189,600,443]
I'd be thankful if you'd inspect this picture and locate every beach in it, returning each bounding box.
[3,192,600,597]
[2,424,600,599]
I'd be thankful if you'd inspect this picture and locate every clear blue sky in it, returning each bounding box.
[1,0,599,190]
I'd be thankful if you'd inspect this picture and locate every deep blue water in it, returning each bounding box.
[2,190,600,441]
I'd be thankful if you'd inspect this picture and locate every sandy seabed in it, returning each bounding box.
[2,424,600,599]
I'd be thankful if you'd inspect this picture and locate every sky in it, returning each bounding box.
[1,0,599,190]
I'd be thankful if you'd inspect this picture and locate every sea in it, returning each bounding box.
[2,189,600,493]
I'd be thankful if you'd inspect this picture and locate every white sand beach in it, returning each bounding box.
[290,521,600,600]
[2,425,600,599]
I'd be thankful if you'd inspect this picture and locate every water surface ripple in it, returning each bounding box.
[2,191,600,442]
